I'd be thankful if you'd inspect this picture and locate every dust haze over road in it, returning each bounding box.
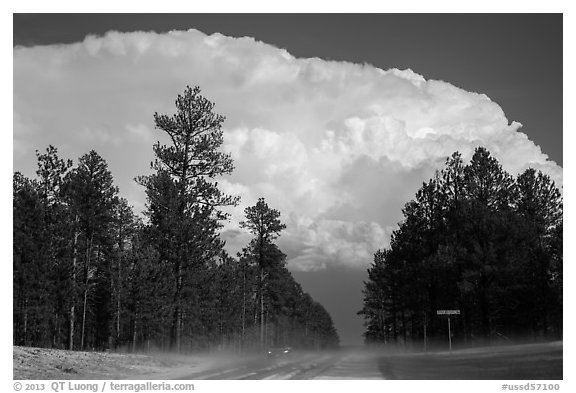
[14,342,562,380]
[167,347,385,380]
[167,342,562,380]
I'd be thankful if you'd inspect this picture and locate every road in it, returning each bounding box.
[178,349,383,380]
[175,342,562,380]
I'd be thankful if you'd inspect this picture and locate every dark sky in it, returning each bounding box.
[13,13,563,345]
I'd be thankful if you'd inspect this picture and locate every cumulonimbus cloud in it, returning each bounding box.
[14,29,563,271]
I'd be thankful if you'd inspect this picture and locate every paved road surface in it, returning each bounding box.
[176,342,562,380]
[179,350,382,380]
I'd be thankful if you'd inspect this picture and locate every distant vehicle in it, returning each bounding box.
[266,346,292,358]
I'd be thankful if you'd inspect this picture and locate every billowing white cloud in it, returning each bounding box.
[13,29,563,271]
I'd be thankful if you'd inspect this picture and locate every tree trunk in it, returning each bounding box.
[260,267,265,350]
[81,289,88,349]
[116,225,125,348]
[259,233,265,351]
[401,307,407,348]
[53,313,58,348]
[173,307,182,352]
[480,271,490,344]
[116,248,122,347]
[23,297,28,346]
[69,216,79,350]
[391,289,398,344]
[264,307,269,348]
[241,266,246,350]
[132,310,138,352]
[172,128,191,354]
[538,243,550,338]
[80,235,93,350]
[172,254,183,353]
[116,294,121,346]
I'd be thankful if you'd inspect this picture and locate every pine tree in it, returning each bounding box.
[111,198,138,348]
[14,146,75,348]
[36,146,74,348]
[240,198,287,350]
[63,150,118,349]
[13,173,48,346]
[137,85,239,352]
[516,168,563,337]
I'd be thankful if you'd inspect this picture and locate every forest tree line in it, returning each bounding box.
[359,148,563,349]
[13,86,339,353]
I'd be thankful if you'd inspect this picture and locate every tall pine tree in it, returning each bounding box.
[240,198,287,350]
[137,85,239,352]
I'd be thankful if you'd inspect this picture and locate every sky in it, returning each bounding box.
[13,14,563,345]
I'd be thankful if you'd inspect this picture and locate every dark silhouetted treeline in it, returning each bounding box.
[13,86,339,353]
[359,148,562,349]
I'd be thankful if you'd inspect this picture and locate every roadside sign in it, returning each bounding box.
[436,310,460,351]
[437,310,460,315]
